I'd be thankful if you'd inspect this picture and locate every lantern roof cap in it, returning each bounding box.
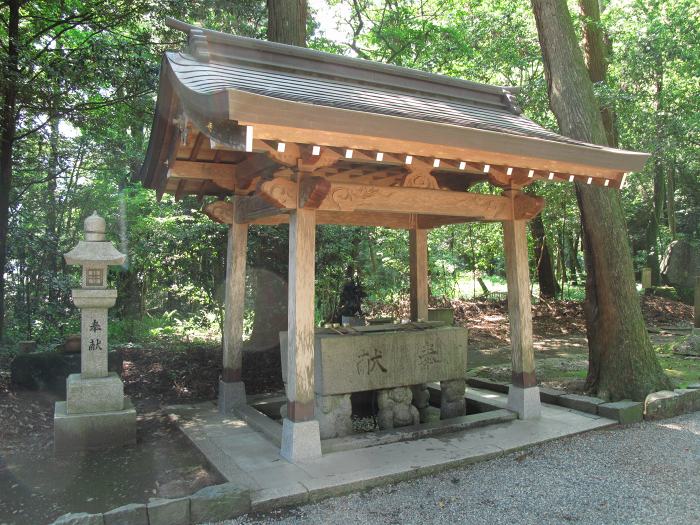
[64,212,125,266]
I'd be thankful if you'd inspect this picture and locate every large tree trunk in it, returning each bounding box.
[116,103,146,320]
[647,61,666,284]
[579,0,617,147]
[267,0,307,46]
[667,159,676,239]
[566,232,580,285]
[0,0,20,341]
[248,1,308,348]
[46,120,60,306]
[530,214,559,298]
[531,0,670,400]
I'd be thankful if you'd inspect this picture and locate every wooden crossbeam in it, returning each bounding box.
[206,195,509,228]
[168,160,237,191]
[184,108,249,152]
[252,178,543,221]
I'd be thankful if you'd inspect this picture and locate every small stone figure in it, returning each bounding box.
[377,386,420,430]
[315,394,353,439]
[440,378,467,419]
[411,384,431,423]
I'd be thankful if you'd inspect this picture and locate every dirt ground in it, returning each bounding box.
[0,295,695,524]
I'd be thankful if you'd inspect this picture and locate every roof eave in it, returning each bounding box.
[223,88,648,177]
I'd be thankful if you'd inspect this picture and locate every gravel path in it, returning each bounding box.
[229,412,700,525]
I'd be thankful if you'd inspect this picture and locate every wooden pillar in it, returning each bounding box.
[219,217,248,413]
[409,226,429,322]
[503,211,541,418]
[281,207,321,461]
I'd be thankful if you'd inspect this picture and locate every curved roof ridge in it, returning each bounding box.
[164,17,521,113]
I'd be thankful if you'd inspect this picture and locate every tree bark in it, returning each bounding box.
[579,0,617,147]
[0,0,21,341]
[647,60,666,284]
[267,0,307,47]
[46,119,60,307]
[531,0,671,400]
[530,214,559,298]
[667,159,676,239]
[566,232,579,285]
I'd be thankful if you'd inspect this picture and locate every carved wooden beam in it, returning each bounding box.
[256,177,543,221]
[325,168,406,186]
[203,200,234,224]
[505,190,546,220]
[300,176,331,209]
[236,193,290,222]
[233,154,280,191]
[257,177,297,208]
[206,200,513,228]
[401,169,439,189]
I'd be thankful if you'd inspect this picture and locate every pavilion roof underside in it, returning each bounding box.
[136,20,650,228]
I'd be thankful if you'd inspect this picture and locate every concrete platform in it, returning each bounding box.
[169,388,615,512]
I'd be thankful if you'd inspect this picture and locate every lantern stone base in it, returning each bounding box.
[54,397,136,455]
[66,372,124,414]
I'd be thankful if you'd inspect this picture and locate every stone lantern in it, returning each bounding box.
[54,212,136,453]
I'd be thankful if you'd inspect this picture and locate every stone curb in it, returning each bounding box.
[644,388,700,420]
[467,381,645,424]
[598,400,644,424]
[49,483,250,525]
[466,377,510,394]
[558,394,606,415]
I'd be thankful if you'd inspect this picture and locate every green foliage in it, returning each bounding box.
[3,0,697,347]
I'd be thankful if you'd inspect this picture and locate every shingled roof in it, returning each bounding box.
[138,18,648,196]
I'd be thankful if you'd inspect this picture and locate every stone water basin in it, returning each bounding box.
[280,325,469,438]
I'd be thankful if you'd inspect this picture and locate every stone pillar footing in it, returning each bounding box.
[440,378,467,419]
[280,418,322,463]
[316,394,352,439]
[508,385,542,419]
[218,380,247,414]
[377,386,419,430]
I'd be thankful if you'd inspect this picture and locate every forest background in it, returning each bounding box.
[1,0,698,350]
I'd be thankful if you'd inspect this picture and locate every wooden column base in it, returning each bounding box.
[286,400,315,422]
[222,367,242,382]
[511,370,537,389]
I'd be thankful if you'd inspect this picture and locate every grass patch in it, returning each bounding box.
[654,343,700,388]
[558,369,588,379]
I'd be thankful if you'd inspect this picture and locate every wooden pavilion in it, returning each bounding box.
[138,18,649,462]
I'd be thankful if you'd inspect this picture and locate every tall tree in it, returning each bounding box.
[0,0,20,340]
[247,0,309,350]
[266,0,307,46]
[531,0,670,400]
[579,0,616,148]
[530,214,559,298]
[0,0,153,340]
